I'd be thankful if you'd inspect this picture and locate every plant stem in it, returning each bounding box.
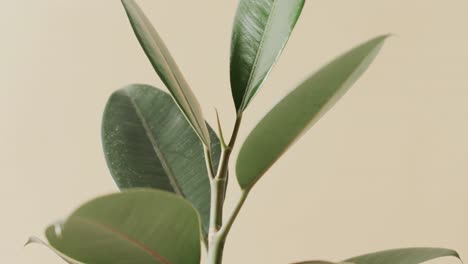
[217,190,249,241]
[209,177,226,240]
[207,190,249,264]
[228,114,243,149]
[207,114,243,264]
[213,114,243,182]
[206,235,225,264]
[207,177,226,263]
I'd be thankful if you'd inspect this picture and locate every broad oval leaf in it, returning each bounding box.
[236,35,389,190]
[44,190,201,264]
[293,247,461,264]
[102,84,220,241]
[121,0,211,146]
[230,0,305,112]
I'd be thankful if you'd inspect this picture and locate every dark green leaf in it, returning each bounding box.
[45,190,201,264]
[293,247,461,264]
[236,35,389,190]
[122,0,211,146]
[102,84,220,241]
[230,0,305,112]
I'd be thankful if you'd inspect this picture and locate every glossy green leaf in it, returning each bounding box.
[293,247,461,264]
[122,0,211,146]
[236,35,389,190]
[230,0,305,112]
[44,190,201,264]
[102,84,220,240]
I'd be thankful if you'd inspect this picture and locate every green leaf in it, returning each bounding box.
[44,189,201,264]
[236,35,389,190]
[102,84,220,241]
[293,247,461,264]
[345,248,461,264]
[230,0,305,112]
[292,261,336,264]
[121,0,211,146]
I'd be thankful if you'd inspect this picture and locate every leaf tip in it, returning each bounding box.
[24,236,38,247]
[24,236,50,248]
[375,33,395,46]
[453,250,463,263]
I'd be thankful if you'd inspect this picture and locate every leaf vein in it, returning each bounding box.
[124,89,186,198]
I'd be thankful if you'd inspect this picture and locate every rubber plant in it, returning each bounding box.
[27,0,462,264]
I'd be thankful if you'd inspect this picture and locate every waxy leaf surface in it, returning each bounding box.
[102,85,220,240]
[45,190,201,264]
[237,35,389,190]
[230,0,305,112]
[122,0,211,145]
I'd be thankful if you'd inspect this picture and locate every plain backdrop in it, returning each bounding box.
[1,0,466,263]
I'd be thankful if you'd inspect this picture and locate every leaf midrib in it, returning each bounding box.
[239,0,279,111]
[74,216,171,264]
[126,0,208,144]
[243,44,381,190]
[124,89,185,198]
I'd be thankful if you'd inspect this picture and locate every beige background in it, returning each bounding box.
[1,0,466,263]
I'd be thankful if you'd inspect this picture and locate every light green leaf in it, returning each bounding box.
[345,248,461,264]
[230,0,305,112]
[122,0,210,146]
[293,247,461,264]
[102,84,220,241]
[236,35,389,190]
[44,189,201,264]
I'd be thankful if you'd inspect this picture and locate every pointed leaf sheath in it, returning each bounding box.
[41,190,201,264]
[230,0,305,112]
[236,35,389,190]
[293,247,461,264]
[121,0,211,146]
[102,85,221,240]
